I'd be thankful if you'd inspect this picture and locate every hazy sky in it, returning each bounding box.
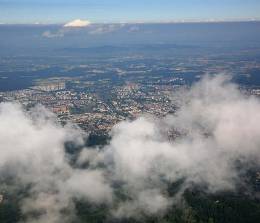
[0,0,260,24]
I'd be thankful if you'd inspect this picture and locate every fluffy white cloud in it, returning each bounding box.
[0,103,112,223]
[64,19,91,28]
[99,75,260,216]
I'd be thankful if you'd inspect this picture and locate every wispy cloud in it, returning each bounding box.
[41,23,141,38]
[42,30,64,38]
[88,24,125,35]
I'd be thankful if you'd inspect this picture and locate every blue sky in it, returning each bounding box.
[0,0,260,24]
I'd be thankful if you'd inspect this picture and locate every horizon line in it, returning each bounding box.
[1,18,260,26]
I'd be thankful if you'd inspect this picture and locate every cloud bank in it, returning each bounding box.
[1,75,260,222]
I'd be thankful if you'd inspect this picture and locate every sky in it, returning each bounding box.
[0,0,260,24]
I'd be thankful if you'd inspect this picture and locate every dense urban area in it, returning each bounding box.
[1,46,260,134]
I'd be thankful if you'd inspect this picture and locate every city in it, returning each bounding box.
[1,1,260,222]
[1,45,260,134]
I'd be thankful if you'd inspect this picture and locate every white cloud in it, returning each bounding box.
[64,19,91,28]
[1,75,260,220]
[99,75,260,217]
[0,103,112,223]
[113,189,170,218]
